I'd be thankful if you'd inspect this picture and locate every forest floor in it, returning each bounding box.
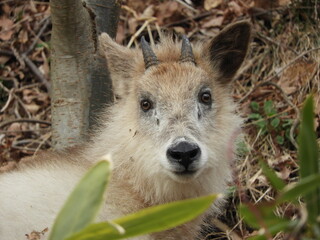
[0,0,319,239]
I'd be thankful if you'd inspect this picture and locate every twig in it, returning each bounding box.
[11,45,25,68]
[174,0,198,13]
[0,49,49,89]
[15,83,42,92]
[33,132,52,156]
[121,5,139,19]
[0,49,14,56]
[23,56,50,90]
[0,118,51,129]
[164,11,215,28]
[211,219,242,240]
[24,17,51,56]
[0,88,14,113]
[127,18,157,48]
[21,17,51,90]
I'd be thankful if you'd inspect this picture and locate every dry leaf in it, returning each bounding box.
[0,56,10,65]
[156,1,179,25]
[23,89,35,104]
[276,167,291,180]
[7,123,22,134]
[18,29,29,43]
[173,26,185,34]
[2,4,11,14]
[25,103,40,114]
[128,17,138,35]
[0,17,14,41]
[228,1,243,16]
[140,5,155,19]
[204,0,222,10]
[278,60,317,95]
[202,16,224,28]
[279,0,291,6]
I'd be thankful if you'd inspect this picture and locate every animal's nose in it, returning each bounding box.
[167,141,201,169]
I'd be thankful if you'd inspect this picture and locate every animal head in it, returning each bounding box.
[99,22,251,185]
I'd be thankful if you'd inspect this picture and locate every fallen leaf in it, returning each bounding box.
[202,16,224,28]
[18,29,29,43]
[0,56,10,65]
[228,1,243,17]
[140,5,155,19]
[279,0,291,6]
[7,123,23,135]
[278,60,317,95]
[128,17,138,35]
[25,103,40,114]
[156,1,179,25]
[204,0,222,10]
[173,26,185,34]
[0,17,14,41]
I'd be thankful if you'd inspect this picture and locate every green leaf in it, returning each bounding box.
[247,220,298,240]
[250,101,260,112]
[282,119,293,128]
[240,203,297,239]
[270,118,280,129]
[49,159,112,240]
[276,135,284,145]
[260,160,286,191]
[277,174,320,204]
[67,194,219,240]
[264,100,276,117]
[255,119,267,131]
[297,95,320,224]
[239,203,287,229]
[236,140,249,156]
[248,113,262,120]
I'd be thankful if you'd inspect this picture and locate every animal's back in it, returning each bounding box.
[0,151,89,239]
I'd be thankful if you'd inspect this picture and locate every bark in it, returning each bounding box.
[84,0,121,127]
[50,0,120,149]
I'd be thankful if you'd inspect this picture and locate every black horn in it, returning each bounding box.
[140,36,159,69]
[180,35,195,64]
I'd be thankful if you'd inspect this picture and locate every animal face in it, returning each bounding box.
[99,21,251,183]
[135,63,215,182]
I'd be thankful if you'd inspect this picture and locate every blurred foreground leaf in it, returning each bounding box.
[67,194,219,240]
[49,159,111,240]
[298,96,320,224]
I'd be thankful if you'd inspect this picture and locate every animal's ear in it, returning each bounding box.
[207,21,251,83]
[99,33,136,98]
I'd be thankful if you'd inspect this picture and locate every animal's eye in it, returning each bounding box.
[199,92,212,105]
[140,99,152,112]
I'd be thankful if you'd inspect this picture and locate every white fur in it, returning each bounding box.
[0,22,250,239]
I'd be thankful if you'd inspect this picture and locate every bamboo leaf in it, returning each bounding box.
[67,194,219,240]
[49,159,111,240]
[260,160,286,191]
[277,174,320,204]
[297,95,320,224]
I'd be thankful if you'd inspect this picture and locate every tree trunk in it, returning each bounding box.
[50,0,120,149]
[84,0,121,127]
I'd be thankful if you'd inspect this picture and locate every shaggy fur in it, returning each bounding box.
[0,21,251,240]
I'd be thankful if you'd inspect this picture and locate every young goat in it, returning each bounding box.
[0,21,251,239]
